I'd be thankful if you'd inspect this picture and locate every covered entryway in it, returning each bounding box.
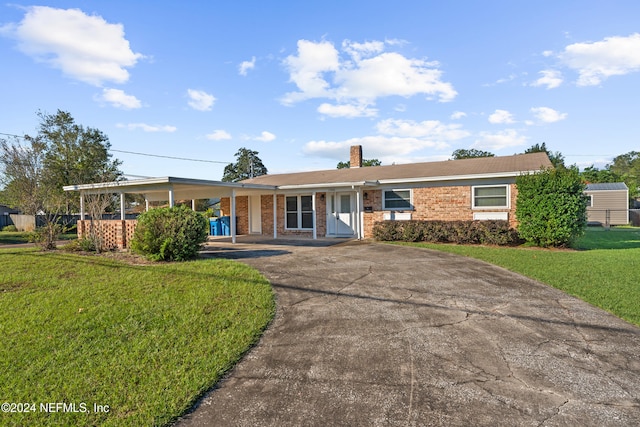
[327,192,357,237]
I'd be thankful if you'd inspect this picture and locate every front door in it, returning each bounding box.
[249,195,262,234]
[327,192,356,236]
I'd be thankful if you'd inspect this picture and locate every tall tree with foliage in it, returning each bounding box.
[0,110,122,248]
[524,142,565,169]
[37,110,123,214]
[516,167,587,247]
[609,151,639,200]
[580,165,622,184]
[451,149,495,160]
[222,148,268,182]
[336,158,382,169]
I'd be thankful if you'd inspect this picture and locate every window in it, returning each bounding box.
[383,189,412,210]
[585,195,593,207]
[285,195,313,229]
[472,185,509,208]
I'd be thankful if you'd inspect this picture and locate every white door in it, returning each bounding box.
[249,195,262,234]
[327,192,356,236]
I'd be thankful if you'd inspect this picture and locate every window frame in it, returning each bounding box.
[471,185,510,209]
[585,194,593,207]
[382,189,413,211]
[284,195,314,230]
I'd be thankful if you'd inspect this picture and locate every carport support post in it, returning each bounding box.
[120,193,125,220]
[273,192,277,239]
[79,192,85,220]
[231,189,237,244]
[168,187,174,208]
[312,191,317,240]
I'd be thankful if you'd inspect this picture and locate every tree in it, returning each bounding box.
[524,142,565,169]
[222,148,268,182]
[580,165,622,184]
[451,149,495,160]
[0,135,47,215]
[336,159,382,169]
[37,110,123,214]
[0,110,123,248]
[516,168,587,247]
[609,151,639,200]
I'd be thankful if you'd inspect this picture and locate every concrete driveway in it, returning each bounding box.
[178,239,640,426]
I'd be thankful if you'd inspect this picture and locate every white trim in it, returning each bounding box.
[382,189,413,211]
[231,189,237,244]
[312,192,317,240]
[472,184,510,209]
[377,170,539,186]
[273,192,277,239]
[120,193,126,220]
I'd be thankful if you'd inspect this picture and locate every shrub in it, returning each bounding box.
[1,225,18,232]
[131,205,208,261]
[516,168,587,247]
[372,220,520,245]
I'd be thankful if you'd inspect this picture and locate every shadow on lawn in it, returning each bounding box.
[573,227,640,250]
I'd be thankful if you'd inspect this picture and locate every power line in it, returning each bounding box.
[111,149,230,164]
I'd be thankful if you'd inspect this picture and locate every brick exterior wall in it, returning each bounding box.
[77,219,138,249]
[220,184,518,240]
[363,184,518,238]
[221,193,327,237]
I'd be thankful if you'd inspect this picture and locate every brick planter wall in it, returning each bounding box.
[77,219,138,249]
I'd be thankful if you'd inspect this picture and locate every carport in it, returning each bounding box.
[63,177,277,245]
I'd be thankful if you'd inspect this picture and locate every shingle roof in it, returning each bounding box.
[242,152,553,187]
[585,182,628,191]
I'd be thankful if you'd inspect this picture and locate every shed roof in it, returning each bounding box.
[585,182,628,191]
[242,152,552,188]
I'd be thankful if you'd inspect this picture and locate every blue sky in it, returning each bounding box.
[1,1,639,181]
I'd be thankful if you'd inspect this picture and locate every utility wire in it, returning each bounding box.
[110,149,230,164]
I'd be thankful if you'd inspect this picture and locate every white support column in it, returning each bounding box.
[312,191,317,240]
[191,199,196,211]
[145,198,149,211]
[231,189,237,244]
[355,188,362,240]
[120,193,126,220]
[168,187,174,207]
[273,192,277,239]
[79,192,85,220]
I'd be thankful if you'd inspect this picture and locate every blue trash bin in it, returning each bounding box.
[219,216,238,236]
[209,219,221,236]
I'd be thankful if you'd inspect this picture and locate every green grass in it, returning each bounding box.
[0,249,275,426]
[0,231,77,245]
[393,227,640,327]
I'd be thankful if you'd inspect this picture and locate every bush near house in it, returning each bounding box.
[131,205,208,261]
[516,168,587,247]
[373,220,520,245]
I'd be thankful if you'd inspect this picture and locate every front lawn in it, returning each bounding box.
[0,249,275,426]
[393,227,640,327]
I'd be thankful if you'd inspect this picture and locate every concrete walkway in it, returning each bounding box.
[177,239,640,426]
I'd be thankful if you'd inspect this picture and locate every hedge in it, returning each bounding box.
[372,220,520,245]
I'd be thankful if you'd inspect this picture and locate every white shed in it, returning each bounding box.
[585,183,629,226]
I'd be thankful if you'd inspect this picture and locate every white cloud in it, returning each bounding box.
[303,118,470,163]
[375,118,470,141]
[473,129,527,151]
[239,56,256,76]
[488,109,515,124]
[559,33,640,86]
[531,69,563,89]
[206,130,232,140]
[253,131,276,142]
[117,123,176,132]
[450,111,467,120]
[530,107,567,123]
[281,39,457,111]
[1,6,143,86]
[317,103,377,118]
[98,88,141,109]
[187,89,215,111]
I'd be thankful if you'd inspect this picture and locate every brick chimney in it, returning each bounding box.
[350,145,363,168]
